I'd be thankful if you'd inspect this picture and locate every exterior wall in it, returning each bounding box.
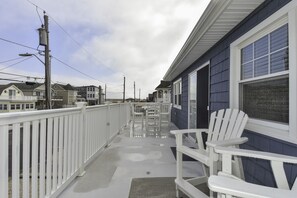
[171,0,295,187]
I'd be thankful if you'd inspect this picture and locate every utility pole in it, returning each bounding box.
[44,12,51,109]
[139,88,141,102]
[105,84,107,101]
[123,76,125,103]
[134,81,136,102]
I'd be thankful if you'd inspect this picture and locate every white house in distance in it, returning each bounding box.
[155,80,171,103]
[0,84,37,113]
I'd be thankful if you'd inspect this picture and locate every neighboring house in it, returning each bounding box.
[0,84,37,113]
[76,85,100,105]
[164,0,296,188]
[155,80,171,103]
[52,84,78,108]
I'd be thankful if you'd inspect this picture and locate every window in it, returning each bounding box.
[173,79,182,109]
[240,24,289,124]
[11,104,15,110]
[230,3,297,142]
[0,104,2,110]
[30,104,34,109]
[3,104,7,110]
[16,104,20,110]
[26,104,29,109]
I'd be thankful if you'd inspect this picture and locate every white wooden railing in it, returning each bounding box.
[0,103,130,198]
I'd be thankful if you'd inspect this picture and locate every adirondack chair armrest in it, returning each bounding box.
[170,128,209,135]
[206,137,248,148]
[214,146,297,164]
[208,175,296,198]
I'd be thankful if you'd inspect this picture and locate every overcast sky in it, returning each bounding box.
[0,0,210,99]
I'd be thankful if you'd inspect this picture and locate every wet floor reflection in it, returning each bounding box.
[129,122,171,139]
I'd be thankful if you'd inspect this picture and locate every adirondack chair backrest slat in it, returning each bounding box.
[224,109,239,139]
[205,109,248,144]
[210,109,225,141]
[218,109,232,141]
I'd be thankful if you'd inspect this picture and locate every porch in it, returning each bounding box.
[0,102,205,198]
[58,121,203,198]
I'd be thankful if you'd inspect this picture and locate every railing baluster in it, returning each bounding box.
[58,116,64,186]
[67,115,72,177]
[23,121,30,198]
[46,118,53,196]
[39,119,46,198]
[32,120,39,198]
[63,115,69,182]
[12,123,20,198]
[0,125,8,198]
[52,117,59,191]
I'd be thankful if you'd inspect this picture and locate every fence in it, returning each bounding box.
[0,103,130,198]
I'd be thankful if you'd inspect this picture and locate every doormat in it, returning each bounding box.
[129,177,209,198]
[170,147,197,161]
[128,177,184,198]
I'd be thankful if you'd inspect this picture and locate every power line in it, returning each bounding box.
[0,71,44,80]
[0,57,25,64]
[0,56,33,71]
[51,56,105,84]
[0,78,25,83]
[0,37,38,51]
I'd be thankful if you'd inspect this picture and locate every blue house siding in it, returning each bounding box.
[241,130,297,188]
[171,0,296,187]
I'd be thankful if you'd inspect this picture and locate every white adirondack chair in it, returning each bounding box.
[131,103,144,129]
[159,103,172,128]
[170,109,249,198]
[208,146,297,198]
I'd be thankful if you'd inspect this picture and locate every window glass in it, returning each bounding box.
[11,104,15,110]
[241,24,288,80]
[241,78,289,123]
[3,104,7,110]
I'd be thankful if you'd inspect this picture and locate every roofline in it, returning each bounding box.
[163,0,231,81]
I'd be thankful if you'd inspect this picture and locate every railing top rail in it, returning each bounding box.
[0,107,81,125]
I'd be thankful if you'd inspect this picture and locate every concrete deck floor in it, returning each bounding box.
[58,123,204,198]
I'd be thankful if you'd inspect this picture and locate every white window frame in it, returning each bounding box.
[173,78,182,109]
[230,2,297,144]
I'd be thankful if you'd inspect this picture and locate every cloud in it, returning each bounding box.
[0,0,210,99]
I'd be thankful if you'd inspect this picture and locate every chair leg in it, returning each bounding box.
[176,185,180,198]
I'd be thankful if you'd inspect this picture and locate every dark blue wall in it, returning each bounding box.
[171,0,296,187]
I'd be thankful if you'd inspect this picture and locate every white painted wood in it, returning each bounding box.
[63,115,69,181]
[39,119,46,198]
[12,123,20,198]
[22,121,30,198]
[271,161,289,189]
[46,118,53,196]
[218,109,232,140]
[175,179,209,198]
[210,146,297,197]
[0,125,8,198]
[171,109,248,198]
[31,120,39,198]
[209,175,296,198]
[58,116,64,186]
[52,117,59,191]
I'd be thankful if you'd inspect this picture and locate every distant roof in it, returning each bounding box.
[0,83,42,92]
[155,81,171,90]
